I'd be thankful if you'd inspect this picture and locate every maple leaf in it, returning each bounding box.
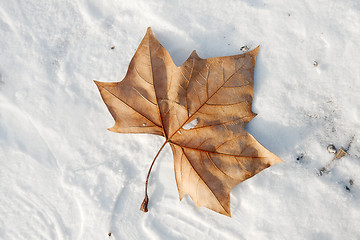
[94,27,283,217]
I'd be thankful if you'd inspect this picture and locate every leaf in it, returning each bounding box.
[94,27,283,217]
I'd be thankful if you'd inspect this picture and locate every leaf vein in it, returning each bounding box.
[181,148,229,214]
[206,152,234,180]
[132,87,157,106]
[97,85,161,128]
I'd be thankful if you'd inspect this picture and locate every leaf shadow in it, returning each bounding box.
[154,25,256,67]
[245,117,308,159]
[0,72,4,89]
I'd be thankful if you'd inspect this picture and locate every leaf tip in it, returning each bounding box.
[212,205,232,217]
[271,155,285,165]
[146,27,153,35]
[248,45,260,57]
[107,125,118,133]
[189,50,201,59]
[93,80,106,89]
[94,80,106,94]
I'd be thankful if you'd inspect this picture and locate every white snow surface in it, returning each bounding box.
[1,0,360,239]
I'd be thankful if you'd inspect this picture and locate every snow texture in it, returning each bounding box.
[1,0,360,239]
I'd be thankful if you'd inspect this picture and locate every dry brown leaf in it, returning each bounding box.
[94,27,283,217]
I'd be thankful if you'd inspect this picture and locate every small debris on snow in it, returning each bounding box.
[327,144,337,154]
[240,46,250,52]
[350,179,354,185]
[313,61,318,67]
[345,179,354,192]
[296,153,304,161]
[319,147,348,176]
[111,46,115,50]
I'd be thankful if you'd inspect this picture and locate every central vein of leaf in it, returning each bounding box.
[149,36,168,139]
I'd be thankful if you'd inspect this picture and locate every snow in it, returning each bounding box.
[1,0,360,239]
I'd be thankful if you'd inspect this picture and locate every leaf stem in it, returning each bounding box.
[140,140,168,212]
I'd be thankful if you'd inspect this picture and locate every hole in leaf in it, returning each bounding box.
[182,118,198,130]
